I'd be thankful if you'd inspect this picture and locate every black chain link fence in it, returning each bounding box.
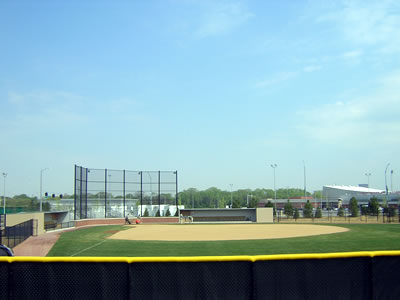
[75,165,178,220]
[0,219,37,249]
[1,253,400,299]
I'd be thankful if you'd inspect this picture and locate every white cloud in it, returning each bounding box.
[196,2,254,38]
[317,0,400,53]
[303,65,322,72]
[256,71,298,88]
[341,50,363,60]
[296,71,400,146]
[256,65,321,88]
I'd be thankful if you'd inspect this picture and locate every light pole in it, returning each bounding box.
[40,168,48,212]
[229,184,233,208]
[365,172,371,200]
[302,160,306,197]
[365,172,371,188]
[147,172,153,206]
[391,170,394,193]
[2,173,7,214]
[385,163,390,195]
[271,164,277,214]
[246,194,252,207]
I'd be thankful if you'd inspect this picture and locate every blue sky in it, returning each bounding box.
[1,0,399,197]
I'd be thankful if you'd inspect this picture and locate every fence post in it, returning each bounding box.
[105,169,107,218]
[123,170,126,218]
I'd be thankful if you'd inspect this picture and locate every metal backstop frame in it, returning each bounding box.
[74,165,178,220]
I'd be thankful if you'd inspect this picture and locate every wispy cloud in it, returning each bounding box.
[316,0,400,53]
[296,71,400,146]
[2,91,152,138]
[341,50,363,60]
[303,65,322,72]
[256,65,322,88]
[255,71,298,88]
[195,2,254,38]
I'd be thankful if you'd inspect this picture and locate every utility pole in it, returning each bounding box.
[303,160,306,197]
[229,184,233,208]
[391,170,394,193]
[40,168,48,212]
[271,164,277,214]
[2,173,7,214]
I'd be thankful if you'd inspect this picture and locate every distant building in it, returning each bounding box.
[322,185,400,207]
[258,197,318,209]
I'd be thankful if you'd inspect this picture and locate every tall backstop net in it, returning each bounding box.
[74,165,178,220]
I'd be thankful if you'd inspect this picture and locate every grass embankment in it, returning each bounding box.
[47,224,400,257]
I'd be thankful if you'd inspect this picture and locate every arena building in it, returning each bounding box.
[322,185,400,207]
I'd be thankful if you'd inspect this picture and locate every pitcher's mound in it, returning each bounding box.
[108,224,348,241]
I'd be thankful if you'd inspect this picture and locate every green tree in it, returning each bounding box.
[264,201,276,216]
[313,190,323,199]
[294,208,300,220]
[303,200,313,218]
[284,200,294,218]
[43,202,51,212]
[174,209,179,216]
[155,210,160,217]
[143,208,149,217]
[388,206,397,218]
[361,205,369,215]
[368,197,379,216]
[165,208,171,217]
[232,199,241,208]
[337,206,344,217]
[315,207,322,218]
[349,197,359,217]
[264,201,273,208]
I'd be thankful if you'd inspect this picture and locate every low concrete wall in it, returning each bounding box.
[75,217,179,227]
[181,209,256,222]
[256,207,273,223]
[140,217,179,224]
[6,212,45,235]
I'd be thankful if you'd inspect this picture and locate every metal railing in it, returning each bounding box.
[44,221,75,231]
[0,219,37,248]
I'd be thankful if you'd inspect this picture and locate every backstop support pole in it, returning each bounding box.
[123,170,126,217]
[140,172,143,217]
[105,169,107,218]
[175,171,178,209]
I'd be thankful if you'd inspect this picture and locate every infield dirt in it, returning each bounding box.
[108,224,349,241]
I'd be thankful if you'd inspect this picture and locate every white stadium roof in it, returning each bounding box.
[323,185,385,194]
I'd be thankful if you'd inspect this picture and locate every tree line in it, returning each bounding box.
[2,194,52,213]
[178,187,311,209]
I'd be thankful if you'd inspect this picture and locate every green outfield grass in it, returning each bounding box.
[47,224,400,257]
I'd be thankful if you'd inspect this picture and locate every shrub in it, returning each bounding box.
[143,208,149,217]
[303,200,313,218]
[315,207,322,218]
[337,206,344,217]
[294,208,299,220]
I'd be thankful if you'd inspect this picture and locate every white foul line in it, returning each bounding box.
[70,240,107,257]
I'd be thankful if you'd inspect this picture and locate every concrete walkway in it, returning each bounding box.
[13,231,62,256]
[12,225,114,256]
